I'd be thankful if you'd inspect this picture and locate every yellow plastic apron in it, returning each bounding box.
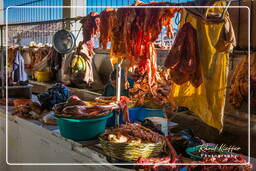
[169,4,232,131]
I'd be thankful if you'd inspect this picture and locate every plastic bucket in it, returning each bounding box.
[56,112,113,141]
[36,71,52,82]
[106,108,139,127]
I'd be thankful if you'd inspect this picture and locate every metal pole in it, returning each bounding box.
[1,26,4,98]
[116,63,121,101]
[115,62,122,126]
[250,0,253,51]
[161,31,163,47]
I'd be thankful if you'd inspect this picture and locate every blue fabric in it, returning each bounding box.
[38,83,70,110]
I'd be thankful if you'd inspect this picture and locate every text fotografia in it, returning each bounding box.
[200,153,240,158]
[198,144,241,158]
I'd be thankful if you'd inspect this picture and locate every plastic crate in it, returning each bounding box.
[106,107,164,126]
[136,108,164,121]
[1,84,33,99]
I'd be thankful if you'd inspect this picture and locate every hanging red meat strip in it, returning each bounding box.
[109,2,179,87]
[164,22,202,88]
[99,8,116,50]
[80,12,100,54]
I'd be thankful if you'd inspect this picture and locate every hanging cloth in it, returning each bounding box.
[168,2,236,132]
[13,50,28,82]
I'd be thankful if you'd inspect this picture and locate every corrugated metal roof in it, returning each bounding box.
[4,0,195,23]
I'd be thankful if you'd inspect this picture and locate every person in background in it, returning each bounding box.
[102,69,133,97]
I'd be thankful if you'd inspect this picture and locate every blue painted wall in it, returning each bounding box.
[86,0,194,14]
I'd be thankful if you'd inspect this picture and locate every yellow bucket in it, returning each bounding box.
[36,71,52,82]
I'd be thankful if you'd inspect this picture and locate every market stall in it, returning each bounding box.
[0,0,255,170]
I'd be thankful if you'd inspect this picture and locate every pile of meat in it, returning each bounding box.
[54,96,113,118]
[187,155,252,171]
[0,98,14,106]
[12,102,43,120]
[11,100,57,125]
[95,96,130,123]
[100,2,179,87]
[136,137,180,171]
[229,56,256,109]
[129,68,172,107]
[104,123,165,144]
[164,22,202,88]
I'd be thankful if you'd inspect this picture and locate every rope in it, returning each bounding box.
[175,10,181,25]
[75,26,82,42]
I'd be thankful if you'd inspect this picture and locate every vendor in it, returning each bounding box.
[102,69,133,97]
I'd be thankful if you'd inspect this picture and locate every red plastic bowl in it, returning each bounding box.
[13,99,32,107]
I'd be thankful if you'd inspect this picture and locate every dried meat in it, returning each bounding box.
[99,8,116,50]
[164,22,202,88]
[229,55,256,109]
[108,3,179,87]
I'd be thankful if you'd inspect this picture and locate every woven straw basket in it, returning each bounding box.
[99,136,165,161]
[95,96,137,108]
[55,110,112,119]
[95,96,114,103]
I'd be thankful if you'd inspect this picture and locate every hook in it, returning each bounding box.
[220,0,232,19]
[206,0,232,22]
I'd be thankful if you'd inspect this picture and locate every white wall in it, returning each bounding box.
[70,0,86,44]
[0,0,3,24]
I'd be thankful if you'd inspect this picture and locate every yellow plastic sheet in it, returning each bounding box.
[168,6,233,131]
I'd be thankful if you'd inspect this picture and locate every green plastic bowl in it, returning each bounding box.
[186,145,231,160]
[55,112,113,141]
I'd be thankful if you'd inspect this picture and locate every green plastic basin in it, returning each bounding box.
[55,113,113,141]
[186,145,231,160]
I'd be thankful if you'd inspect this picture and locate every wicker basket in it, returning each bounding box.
[99,136,165,161]
[95,96,114,103]
[55,110,112,119]
[95,96,137,108]
[128,100,137,108]
[143,100,163,109]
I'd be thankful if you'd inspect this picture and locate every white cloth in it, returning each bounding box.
[13,51,28,82]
